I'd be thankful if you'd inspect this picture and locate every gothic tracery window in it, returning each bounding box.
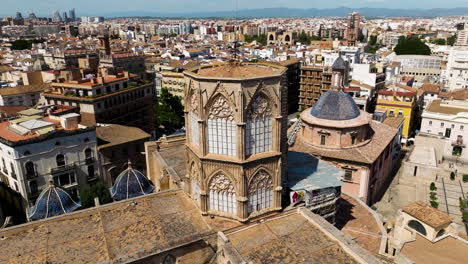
[208,96,236,156]
[246,95,273,156]
[248,170,273,213]
[209,172,237,214]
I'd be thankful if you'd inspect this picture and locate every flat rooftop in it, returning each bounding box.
[190,63,284,79]
[400,234,468,264]
[0,190,214,264]
[426,99,468,115]
[225,211,366,264]
[287,151,343,191]
[407,146,438,167]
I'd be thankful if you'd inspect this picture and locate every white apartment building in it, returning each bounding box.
[0,84,46,107]
[456,29,468,46]
[352,63,386,90]
[392,55,442,83]
[0,111,100,208]
[420,99,468,161]
[443,47,468,90]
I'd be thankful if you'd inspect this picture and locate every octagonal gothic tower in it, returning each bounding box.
[183,62,288,222]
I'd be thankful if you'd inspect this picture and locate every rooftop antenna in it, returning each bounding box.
[232,0,239,61]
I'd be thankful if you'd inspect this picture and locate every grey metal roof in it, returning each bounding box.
[20,119,54,130]
[310,90,361,121]
[287,151,343,191]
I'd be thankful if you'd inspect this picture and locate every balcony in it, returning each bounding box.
[51,163,77,174]
[452,139,465,147]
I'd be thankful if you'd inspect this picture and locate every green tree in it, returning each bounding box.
[155,88,184,131]
[430,182,437,191]
[432,38,446,45]
[80,184,113,208]
[394,36,431,55]
[447,34,457,46]
[298,31,311,45]
[243,34,267,45]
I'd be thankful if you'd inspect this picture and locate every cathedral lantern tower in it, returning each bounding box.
[183,62,288,222]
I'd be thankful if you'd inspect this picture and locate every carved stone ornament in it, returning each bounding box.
[209,96,234,121]
[190,163,200,183]
[248,170,273,194]
[190,94,199,115]
[209,173,235,193]
[247,95,272,121]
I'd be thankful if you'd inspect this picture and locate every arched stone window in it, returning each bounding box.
[408,220,427,236]
[269,34,274,41]
[248,170,273,213]
[285,34,291,42]
[246,95,273,156]
[25,161,35,177]
[190,163,200,202]
[209,172,237,214]
[189,94,199,147]
[207,96,236,156]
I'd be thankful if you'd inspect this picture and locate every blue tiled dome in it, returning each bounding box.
[310,90,360,121]
[110,164,154,201]
[29,184,81,220]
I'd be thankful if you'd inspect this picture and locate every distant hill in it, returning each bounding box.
[103,7,468,18]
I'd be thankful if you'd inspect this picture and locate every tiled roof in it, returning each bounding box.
[29,185,81,220]
[311,90,361,121]
[291,121,398,164]
[96,125,150,149]
[0,190,214,263]
[402,201,452,229]
[110,164,154,201]
[193,63,283,79]
[0,84,49,96]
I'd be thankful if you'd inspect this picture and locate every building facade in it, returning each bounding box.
[0,112,99,209]
[292,58,400,205]
[42,69,155,133]
[420,99,468,161]
[377,85,420,139]
[183,62,288,222]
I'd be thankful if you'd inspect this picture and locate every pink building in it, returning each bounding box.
[290,58,401,204]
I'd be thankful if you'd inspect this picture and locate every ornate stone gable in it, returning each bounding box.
[190,93,199,116]
[248,170,273,194]
[190,162,200,183]
[208,96,235,121]
[209,173,235,193]
[247,95,272,121]
[207,82,236,109]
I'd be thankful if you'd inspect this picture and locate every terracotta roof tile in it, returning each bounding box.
[402,201,452,229]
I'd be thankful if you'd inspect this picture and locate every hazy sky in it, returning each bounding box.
[3,0,468,16]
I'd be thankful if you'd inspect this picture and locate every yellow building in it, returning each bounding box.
[376,85,420,139]
[161,71,185,104]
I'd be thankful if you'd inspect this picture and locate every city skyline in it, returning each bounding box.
[3,0,468,17]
